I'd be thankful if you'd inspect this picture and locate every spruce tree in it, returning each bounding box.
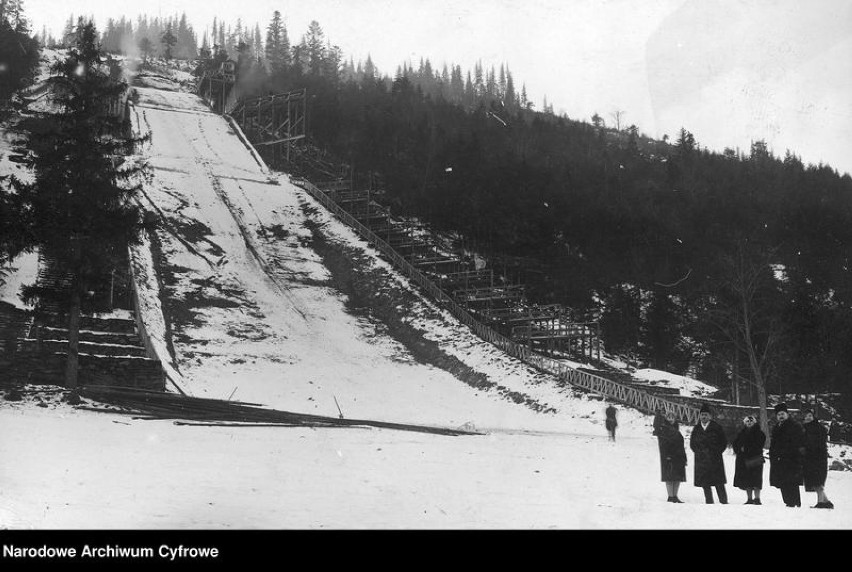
[10,21,147,388]
[0,0,39,103]
[265,10,286,73]
[161,22,177,61]
[305,20,325,76]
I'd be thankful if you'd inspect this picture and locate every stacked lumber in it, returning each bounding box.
[78,386,479,437]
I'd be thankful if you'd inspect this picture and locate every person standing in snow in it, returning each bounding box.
[690,404,729,504]
[656,410,687,503]
[769,403,805,507]
[605,404,618,441]
[801,408,834,509]
[732,415,766,505]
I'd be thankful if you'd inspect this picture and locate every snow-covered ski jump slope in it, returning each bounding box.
[130,77,596,432]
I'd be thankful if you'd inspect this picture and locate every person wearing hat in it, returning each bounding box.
[732,415,766,504]
[689,404,729,504]
[802,408,834,509]
[769,403,806,507]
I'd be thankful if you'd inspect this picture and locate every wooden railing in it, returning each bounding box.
[292,176,701,425]
[126,229,186,396]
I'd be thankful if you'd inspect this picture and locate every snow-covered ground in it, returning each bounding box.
[2,67,850,531]
[2,392,850,529]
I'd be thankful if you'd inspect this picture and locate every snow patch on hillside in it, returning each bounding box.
[633,368,718,397]
[0,249,38,309]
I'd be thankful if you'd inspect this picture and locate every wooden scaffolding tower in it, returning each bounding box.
[229,89,307,168]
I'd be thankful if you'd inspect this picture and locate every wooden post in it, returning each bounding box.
[597,322,602,361]
[65,237,81,389]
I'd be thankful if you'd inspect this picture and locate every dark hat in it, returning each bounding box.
[699,404,712,414]
[803,407,816,418]
[774,403,788,413]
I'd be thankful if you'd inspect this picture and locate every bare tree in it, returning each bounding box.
[610,109,625,131]
[706,241,785,442]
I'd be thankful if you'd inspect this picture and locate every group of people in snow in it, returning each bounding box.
[644,402,834,507]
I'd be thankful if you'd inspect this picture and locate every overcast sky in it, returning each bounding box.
[25,0,852,175]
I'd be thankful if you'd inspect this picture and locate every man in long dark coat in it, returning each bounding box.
[769,403,805,507]
[690,404,729,504]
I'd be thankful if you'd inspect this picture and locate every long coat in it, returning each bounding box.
[802,420,828,491]
[769,419,805,488]
[605,406,618,432]
[732,425,766,489]
[690,420,728,487]
[657,421,687,482]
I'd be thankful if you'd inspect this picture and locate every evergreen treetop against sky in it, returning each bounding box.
[24,0,852,178]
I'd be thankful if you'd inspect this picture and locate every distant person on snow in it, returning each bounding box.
[769,403,805,507]
[656,410,687,503]
[605,404,618,441]
[690,404,729,504]
[801,408,834,509]
[732,415,766,505]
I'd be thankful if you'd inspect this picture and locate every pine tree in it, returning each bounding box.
[225,24,234,56]
[61,14,76,47]
[504,68,516,108]
[448,65,462,104]
[485,65,496,100]
[138,36,152,64]
[305,20,325,76]
[265,10,290,73]
[473,60,484,99]
[676,127,696,155]
[135,15,149,50]
[323,41,342,81]
[0,0,39,102]
[161,23,176,61]
[11,21,147,388]
[176,13,196,60]
[253,24,262,62]
[362,54,376,82]
[464,70,474,108]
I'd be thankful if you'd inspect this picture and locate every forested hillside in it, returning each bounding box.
[9,9,852,407]
[212,14,852,404]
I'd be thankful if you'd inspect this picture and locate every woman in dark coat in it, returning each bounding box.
[690,404,728,504]
[802,408,834,509]
[769,403,805,507]
[732,415,766,504]
[656,411,687,503]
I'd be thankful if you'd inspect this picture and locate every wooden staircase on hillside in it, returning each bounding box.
[5,250,165,390]
[15,312,164,390]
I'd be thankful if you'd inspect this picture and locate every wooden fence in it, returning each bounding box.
[292,177,702,425]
